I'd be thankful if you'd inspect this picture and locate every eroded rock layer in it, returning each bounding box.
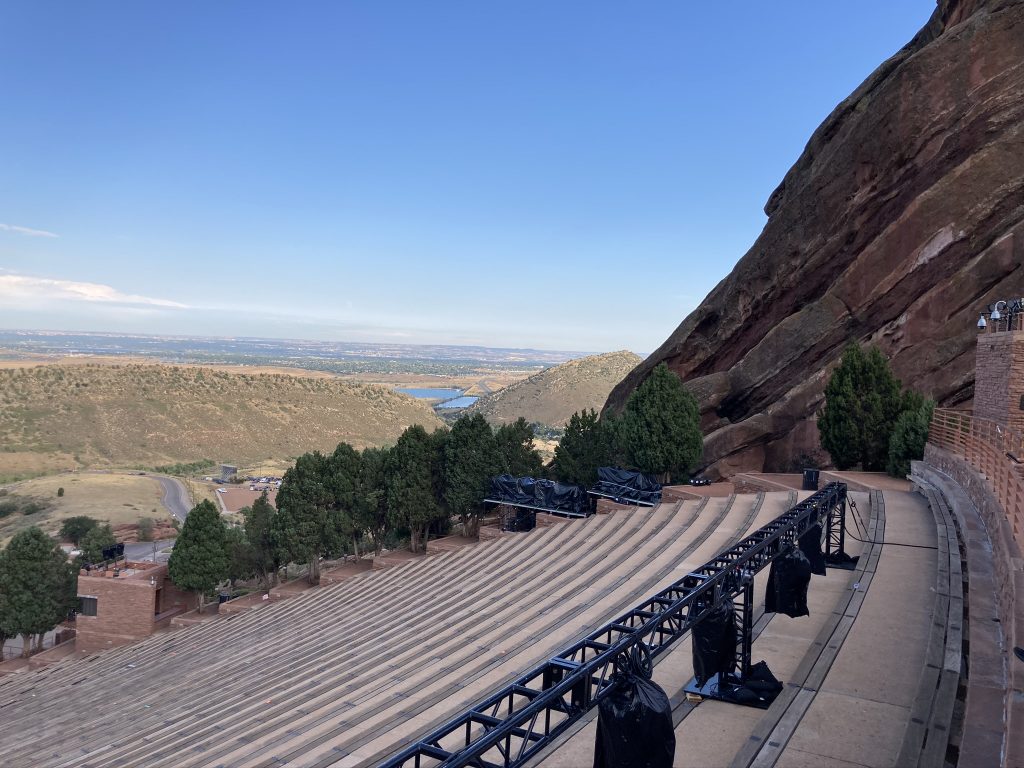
[605,0,1024,477]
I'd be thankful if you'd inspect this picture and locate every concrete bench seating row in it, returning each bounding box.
[0,492,806,768]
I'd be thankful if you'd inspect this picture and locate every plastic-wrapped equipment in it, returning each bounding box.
[765,547,812,618]
[798,523,827,576]
[593,644,675,768]
[691,597,737,687]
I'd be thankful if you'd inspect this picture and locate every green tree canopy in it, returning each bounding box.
[356,447,391,555]
[167,499,228,610]
[387,425,444,553]
[243,491,279,587]
[445,414,501,536]
[819,345,905,471]
[887,399,935,478]
[223,525,256,590]
[79,523,116,565]
[495,418,544,478]
[273,451,335,583]
[59,515,98,546]
[0,527,77,658]
[551,409,616,487]
[615,363,703,482]
[325,442,363,557]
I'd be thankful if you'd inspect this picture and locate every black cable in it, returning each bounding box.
[846,497,938,550]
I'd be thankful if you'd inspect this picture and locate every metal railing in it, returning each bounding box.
[929,407,1024,550]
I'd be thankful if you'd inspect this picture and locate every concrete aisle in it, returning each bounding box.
[773,490,937,768]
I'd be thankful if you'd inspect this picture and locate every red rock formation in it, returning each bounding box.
[605,0,1024,477]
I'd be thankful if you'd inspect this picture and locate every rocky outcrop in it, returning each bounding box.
[604,0,1024,477]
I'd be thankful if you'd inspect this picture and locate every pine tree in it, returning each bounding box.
[887,399,935,477]
[0,527,77,658]
[325,443,363,558]
[445,414,501,537]
[386,425,443,553]
[615,364,703,482]
[223,525,255,590]
[356,447,391,555]
[495,418,544,477]
[243,491,278,587]
[552,409,615,487]
[819,345,905,471]
[167,500,228,610]
[273,452,334,583]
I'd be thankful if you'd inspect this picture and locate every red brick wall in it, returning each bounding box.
[973,331,1024,426]
[76,565,195,652]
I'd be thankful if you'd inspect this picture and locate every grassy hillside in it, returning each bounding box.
[0,363,444,479]
[0,473,174,545]
[467,351,642,429]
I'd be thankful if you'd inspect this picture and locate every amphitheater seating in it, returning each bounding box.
[0,492,785,768]
[0,486,951,768]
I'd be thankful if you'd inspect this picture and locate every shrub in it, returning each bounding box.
[60,516,99,545]
[137,517,155,542]
[57,487,64,498]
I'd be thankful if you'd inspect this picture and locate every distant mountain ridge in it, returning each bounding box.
[468,351,642,428]
[0,363,443,478]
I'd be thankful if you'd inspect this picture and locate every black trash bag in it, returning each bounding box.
[691,597,737,687]
[824,550,860,568]
[594,648,674,768]
[798,523,827,576]
[765,547,812,618]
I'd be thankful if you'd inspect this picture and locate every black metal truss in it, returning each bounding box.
[379,482,849,768]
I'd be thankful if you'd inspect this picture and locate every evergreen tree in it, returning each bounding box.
[59,515,98,546]
[243,491,278,587]
[445,414,501,537]
[552,409,615,487]
[495,418,544,477]
[273,452,334,583]
[167,500,228,610]
[79,523,116,565]
[356,447,391,555]
[887,399,935,478]
[325,443,363,558]
[223,525,256,590]
[615,364,703,482]
[386,425,443,553]
[819,345,905,471]
[0,527,77,658]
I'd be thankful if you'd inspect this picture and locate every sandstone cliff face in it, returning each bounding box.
[604,0,1024,477]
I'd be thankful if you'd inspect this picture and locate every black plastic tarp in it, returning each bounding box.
[594,647,675,768]
[590,467,662,505]
[691,597,737,687]
[488,474,588,516]
[765,547,812,618]
[798,523,827,576]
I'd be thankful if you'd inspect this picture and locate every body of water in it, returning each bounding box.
[438,396,478,409]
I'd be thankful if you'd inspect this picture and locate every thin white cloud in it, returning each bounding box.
[0,274,188,308]
[0,223,59,238]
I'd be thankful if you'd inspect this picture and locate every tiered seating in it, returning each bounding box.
[0,492,796,768]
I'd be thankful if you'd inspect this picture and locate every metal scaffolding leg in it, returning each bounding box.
[683,578,771,708]
[825,495,857,569]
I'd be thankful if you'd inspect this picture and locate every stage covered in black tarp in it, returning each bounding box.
[485,474,590,518]
[588,466,662,506]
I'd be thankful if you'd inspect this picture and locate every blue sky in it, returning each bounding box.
[0,2,933,353]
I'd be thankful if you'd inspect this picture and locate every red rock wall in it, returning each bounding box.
[606,0,1024,477]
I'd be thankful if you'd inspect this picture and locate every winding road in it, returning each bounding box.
[154,475,191,522]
